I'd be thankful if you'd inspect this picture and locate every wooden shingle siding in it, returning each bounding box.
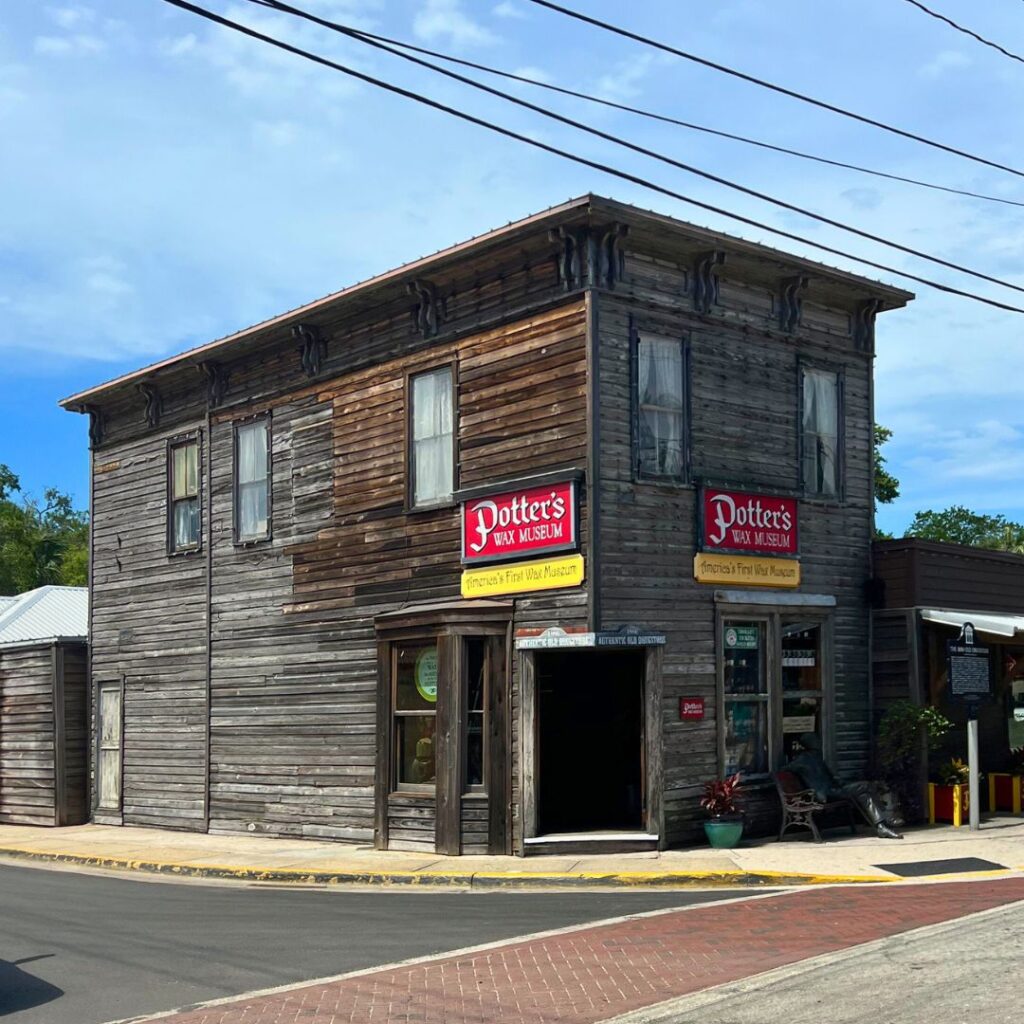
[0,646,56,825]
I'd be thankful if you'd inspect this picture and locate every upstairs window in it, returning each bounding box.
[410,366,454,508]
[635,334,686,480]
[801,367,841,497]
[235,418,270,542]
[169,438,200,553]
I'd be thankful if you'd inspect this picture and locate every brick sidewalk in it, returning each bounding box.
[142,878,1024,1024]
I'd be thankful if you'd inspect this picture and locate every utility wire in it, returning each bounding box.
[901,0,1024,65]
[524,0,1024,180]
[158,0,1024,315]
[240,0,1024,299]
[242,1,1024,210]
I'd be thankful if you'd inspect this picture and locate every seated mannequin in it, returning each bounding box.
[786,733,902,840]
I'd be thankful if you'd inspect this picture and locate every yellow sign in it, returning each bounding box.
[694,552,800,588]
[461,554,584,599]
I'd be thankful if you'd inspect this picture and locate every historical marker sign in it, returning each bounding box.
[946,623,992,709]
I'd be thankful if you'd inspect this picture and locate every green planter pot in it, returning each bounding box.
[704,817,744,849]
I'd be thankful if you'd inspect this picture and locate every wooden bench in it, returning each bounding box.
[772,769,858,843]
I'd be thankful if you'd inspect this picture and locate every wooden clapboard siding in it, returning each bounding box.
[91,425,209,830]
[0,646,57,825]
[596,247,876,843]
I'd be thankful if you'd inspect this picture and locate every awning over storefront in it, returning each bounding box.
[920,608,1024,638]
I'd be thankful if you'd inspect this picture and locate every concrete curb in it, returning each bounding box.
[0,845,899,888]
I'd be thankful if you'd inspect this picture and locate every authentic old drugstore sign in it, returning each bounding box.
[462,479,578,565]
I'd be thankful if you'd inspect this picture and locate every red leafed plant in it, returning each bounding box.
[700,773,743,818]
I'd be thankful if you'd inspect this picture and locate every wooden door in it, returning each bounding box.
[97,684,122,811]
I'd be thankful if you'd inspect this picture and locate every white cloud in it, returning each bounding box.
[594,53,658,101]
[510,66,552,85]
[413,0,497,48]
[493,1,526,17]
[46,5,95,31]
[160,34,198,58]
[919,50,972,79]
[34,34,106,57]
[252,119,300,147]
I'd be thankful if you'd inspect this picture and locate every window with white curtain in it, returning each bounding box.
[168,438,200,552]
[411,366,454,507]
[636,335,685,480]
[235,418,270,541]
[801,367,840,497]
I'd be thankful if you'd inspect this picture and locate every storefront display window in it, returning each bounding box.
[394,643,438,787]
[723,621,769,774]
[719,612,832,776]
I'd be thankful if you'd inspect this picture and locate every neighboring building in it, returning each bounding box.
[61,195,911,854]
[0,586,89,826]
[872,538,1024,774]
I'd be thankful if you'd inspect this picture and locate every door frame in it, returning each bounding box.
[519,644,664,851]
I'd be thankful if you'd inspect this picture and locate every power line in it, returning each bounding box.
[241,0,1024,299]
[523,0,1024,180]
[901,0,1024,65]
[157,0,1024,315]
[241,2,1024,210]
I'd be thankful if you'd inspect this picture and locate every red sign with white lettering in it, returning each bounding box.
[700,487,798,556]
[462,480,578,565]
[679,697,705,721]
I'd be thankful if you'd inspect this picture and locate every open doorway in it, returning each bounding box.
[536,650,645,834]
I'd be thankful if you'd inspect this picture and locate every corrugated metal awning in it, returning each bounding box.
[920,608,1024,638]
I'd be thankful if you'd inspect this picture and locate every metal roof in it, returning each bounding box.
[0,586,88,646]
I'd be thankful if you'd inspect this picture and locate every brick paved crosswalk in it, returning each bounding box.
[136,877,1024,1024]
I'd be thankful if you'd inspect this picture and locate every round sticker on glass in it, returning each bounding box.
[415,647,438,703]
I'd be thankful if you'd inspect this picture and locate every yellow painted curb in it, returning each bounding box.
[0,845,899,888]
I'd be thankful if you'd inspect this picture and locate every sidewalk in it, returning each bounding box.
[1,817,1022,887]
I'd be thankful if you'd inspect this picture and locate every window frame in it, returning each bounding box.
[232,413,273,545]
[798,360,845,501]
[463,636,490,795]
[391,639,440,795]
[166,432,202,556]
[406,361,458,512]
[630,325,691,485]
[716,605,834,779]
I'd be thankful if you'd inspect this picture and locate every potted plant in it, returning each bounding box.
[928,757,970,827]
[700,773,744,848]
[876,701,951,824]
[988,746,1024,815]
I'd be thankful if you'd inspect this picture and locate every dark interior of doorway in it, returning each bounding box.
[537,650,645,834]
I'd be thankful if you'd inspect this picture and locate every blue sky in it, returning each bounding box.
[2,0,1023,536]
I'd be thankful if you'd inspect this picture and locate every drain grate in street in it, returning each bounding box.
[874,857,1007,877]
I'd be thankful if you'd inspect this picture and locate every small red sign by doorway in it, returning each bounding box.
[679,697,705,721]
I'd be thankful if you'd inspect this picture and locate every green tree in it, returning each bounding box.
[904,505,1024,552]
[873,424,900,538]
[0,465,88,595]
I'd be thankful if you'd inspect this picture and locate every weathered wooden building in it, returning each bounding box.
[0,586,89,826]
[62,195,911,854]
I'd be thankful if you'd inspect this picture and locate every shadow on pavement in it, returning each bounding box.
[0,955,62,1017]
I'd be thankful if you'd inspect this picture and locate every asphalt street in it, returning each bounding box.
[0,861,742,1024]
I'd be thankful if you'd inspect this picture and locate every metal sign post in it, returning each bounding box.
[946,622,992,832]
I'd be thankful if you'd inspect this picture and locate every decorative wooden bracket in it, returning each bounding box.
[853,298,883,352]
[292,323,326,377]
[779,275,809,333]
[408,280,446,339]
[198,361,229,408]
[137,383,162,429]
[83,404,104,448]
[550,223,629,291]
[692,250,726,314]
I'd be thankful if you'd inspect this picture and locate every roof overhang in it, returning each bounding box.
[921,608,1024,639]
